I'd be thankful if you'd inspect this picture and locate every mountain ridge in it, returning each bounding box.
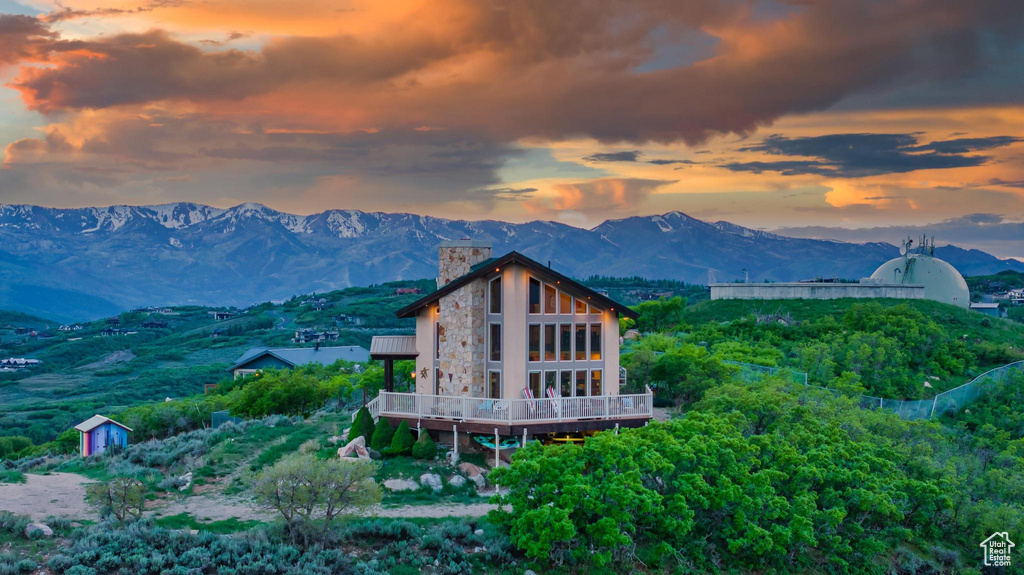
[1,202,1021,321]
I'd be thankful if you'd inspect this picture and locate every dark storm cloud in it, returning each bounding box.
[6,0,1024,145]
[723,133,1022,177]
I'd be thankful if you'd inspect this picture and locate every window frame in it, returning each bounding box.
[543,324,556,361]
[544,283,557,314]
[559,291,572,314]
[574,323,587,361]
[488,370,502,399]
[528,371,542,399]
[488,323,502,362]
[528,277,541,314]
[559,323,572,361]
[590,369,603,396]
[528,323,541,362]
[589,323,602,361]
[488,276,502,315]
[575,369,588,397]
[560,370,573,397]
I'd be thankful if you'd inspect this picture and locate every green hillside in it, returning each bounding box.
[0,280,431,443]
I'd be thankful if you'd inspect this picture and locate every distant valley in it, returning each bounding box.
[1,203,1022,320]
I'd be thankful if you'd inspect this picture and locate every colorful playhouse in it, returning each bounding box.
[74,415,132,456]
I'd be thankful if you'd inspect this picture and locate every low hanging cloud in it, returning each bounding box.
[527,178,674,215]
[723,133,1023,177]
[583,150,694,165]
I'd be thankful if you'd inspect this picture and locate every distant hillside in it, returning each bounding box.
[2,203,1022,320]
[0,280,426,443]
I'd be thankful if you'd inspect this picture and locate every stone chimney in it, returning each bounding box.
[437,240,492,288]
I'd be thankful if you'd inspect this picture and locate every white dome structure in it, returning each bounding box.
[869,238,969,308]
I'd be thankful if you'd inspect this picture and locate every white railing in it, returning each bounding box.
[353,395,381,422]
[376,391,653,425]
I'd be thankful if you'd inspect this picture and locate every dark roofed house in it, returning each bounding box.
[141,320,169,329]
[395,287,423,295]
[229,345,371,379]
[210,311,236,321]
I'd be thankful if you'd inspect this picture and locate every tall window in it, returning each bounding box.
[589,323,602,360]
[575,297,587,314]
[575,370,588,397]
[560,371,572,397]
[489,323,501,362]
[489,277,501,314]
[544,371,557,396]
[559,324,572,361]
[544,284,557,314]
[488,371,501,399]
[434,368,442,395]
[528,324,540,362]
[590,370,602,396]
[544,324,556,361]
[528,278,541,313]
[434,322,440,359]
[560,291,572,314]
[575,323,586,361]
[529,372,542,398]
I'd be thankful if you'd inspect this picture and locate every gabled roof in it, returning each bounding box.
[396,251,639,319]
[228,345,371,372]
[75,415,132,433]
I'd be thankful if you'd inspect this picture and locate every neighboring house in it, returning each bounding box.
[100,327,133,336]
[369,240,651,441]
[13,327,31,335]
[336,314,364,326]
[310,298,336,311]
[0,358,42,371]
[209,311,236,321]
[228,345,371,378]
[74,415,131,457]
[105,317,120,325]
[141,320,169,328]
[293,328,340,343]
[395,287,423,295]
[58,324,83,331]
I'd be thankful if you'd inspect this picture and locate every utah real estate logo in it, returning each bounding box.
[980,532,1014,567]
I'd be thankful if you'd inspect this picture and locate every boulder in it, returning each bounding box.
[383,478,420,492]
[457,462,483,477]
[338,435,370,460]
[178,471,193,492]
[420,473,443,492]
[474,529,485,537]
[448,475,467,488]
[25,523,53,538]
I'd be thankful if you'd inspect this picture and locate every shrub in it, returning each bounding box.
[252,454,381,546]
[411,431,437,460]
[384,421,415,456]
[85,477,145,521]
[350,407,374,444]
[370,419,394,451]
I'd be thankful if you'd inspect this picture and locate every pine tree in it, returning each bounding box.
[411,430,437,460]
[370,418,394,451]
[386,420,416,456]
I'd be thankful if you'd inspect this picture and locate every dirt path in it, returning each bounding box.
[152,494,498,522]
[0,473,95,520]
[2,472,498,523]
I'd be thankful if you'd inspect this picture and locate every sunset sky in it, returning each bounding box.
[1,0,1023,237]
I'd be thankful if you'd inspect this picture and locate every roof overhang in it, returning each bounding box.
[370,335,419,360]
[396,251,639,320]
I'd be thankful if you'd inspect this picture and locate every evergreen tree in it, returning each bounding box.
[370,418,394,451]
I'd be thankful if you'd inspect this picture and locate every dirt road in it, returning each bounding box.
[1,472,498,522]
[0,472,95,520]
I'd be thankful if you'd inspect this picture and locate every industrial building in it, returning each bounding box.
[711,237,971,309]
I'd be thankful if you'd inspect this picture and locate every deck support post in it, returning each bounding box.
[494,427,500,469]
[452,425,459,464]
[615,423,620,435]
[383,359,394,392]
[522,428,527,447]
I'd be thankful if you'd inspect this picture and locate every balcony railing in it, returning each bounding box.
[375,391,653,425]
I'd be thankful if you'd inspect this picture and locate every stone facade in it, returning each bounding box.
[436,241,491,396]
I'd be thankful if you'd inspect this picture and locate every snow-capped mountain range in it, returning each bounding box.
[1,203,1020,320]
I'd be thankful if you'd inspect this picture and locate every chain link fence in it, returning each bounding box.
[725,360,1024,421]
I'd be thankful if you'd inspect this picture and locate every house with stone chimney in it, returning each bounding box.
[369,240,652,442]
